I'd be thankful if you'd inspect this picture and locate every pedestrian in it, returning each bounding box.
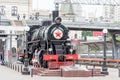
[34,48,39,62]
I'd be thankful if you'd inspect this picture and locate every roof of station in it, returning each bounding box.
[0,15,29,31]
[62,21,120,31]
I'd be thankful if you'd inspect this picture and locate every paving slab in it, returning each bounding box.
[0,65,120,80]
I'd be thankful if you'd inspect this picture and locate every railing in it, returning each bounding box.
[77,58,120,68]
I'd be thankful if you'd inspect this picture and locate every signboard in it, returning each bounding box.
[93,31,103,36]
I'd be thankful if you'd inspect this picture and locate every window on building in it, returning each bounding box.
[74,34,77,38]
[11,6,18,16]
[0,6,6,15]
[12,47,16,54]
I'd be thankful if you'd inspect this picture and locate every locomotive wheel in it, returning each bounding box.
[43,61,48,68]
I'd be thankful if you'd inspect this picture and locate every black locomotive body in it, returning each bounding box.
[20,18,78,69]
[31,20,70,54]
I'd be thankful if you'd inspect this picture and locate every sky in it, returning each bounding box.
[82,5,103,17]
[32,0,55,10]
[32,0,103,17]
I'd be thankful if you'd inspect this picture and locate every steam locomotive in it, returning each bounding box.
[18,17,78,69]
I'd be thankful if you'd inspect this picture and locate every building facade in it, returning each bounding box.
[59,0,82,43]
[0,0,32,20]
[103,5,120,23]
[103,5,112,22]
[68,30,82,40]
[60,0,82,21]
[114,6,120,23]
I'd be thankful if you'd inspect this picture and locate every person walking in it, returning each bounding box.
[34,48,39,62]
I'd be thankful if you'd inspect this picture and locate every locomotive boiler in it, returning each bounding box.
[27,17,78,69]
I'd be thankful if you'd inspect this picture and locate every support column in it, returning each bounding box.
[111,33,117,59]
[10,30,12,64]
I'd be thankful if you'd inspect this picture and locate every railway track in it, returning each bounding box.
[76,58,120,68]
[80,54,113,59]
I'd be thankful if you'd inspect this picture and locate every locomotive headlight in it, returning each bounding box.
[48,48,53,52]
[70,49,73,53]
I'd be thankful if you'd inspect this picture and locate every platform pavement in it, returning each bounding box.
[0,65,120,80]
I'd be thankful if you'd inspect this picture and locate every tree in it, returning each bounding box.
[82,31,93,41]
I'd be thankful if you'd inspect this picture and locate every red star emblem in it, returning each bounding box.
[53,29,63,39]
[55,30,62,37]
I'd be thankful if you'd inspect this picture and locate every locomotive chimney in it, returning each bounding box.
[52,3,59,22]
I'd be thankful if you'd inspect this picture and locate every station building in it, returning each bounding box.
[0,0,84,60]
[0,0,32,20]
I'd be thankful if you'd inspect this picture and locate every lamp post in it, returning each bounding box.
[101,28,109,75]
[22,30,30,75]
[10,30,12,64]
[1,38,5,65]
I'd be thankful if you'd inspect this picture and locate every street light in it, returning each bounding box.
[101,28,109,75]
[55,3,59,11]
[22,30,30,75]
[1,38,5,65]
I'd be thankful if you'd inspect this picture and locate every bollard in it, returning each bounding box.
[10,64,13,69]
[61,68,63,77]
[7,63,9,67]
[21,65,22,72]
[93,65,95,69]
[8,63,9,68]
[86,65,88,69]
[13,64,14,70]
[91,69,94,77]
[118,67,120,77]
[8,63,10,68]
[10,64,11,68]
[9,64,10,68]
[80,64,81,66]
[31,69,33,77]
[15,65,16,71]
[10,64,12,69]
[18,65,19,72]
